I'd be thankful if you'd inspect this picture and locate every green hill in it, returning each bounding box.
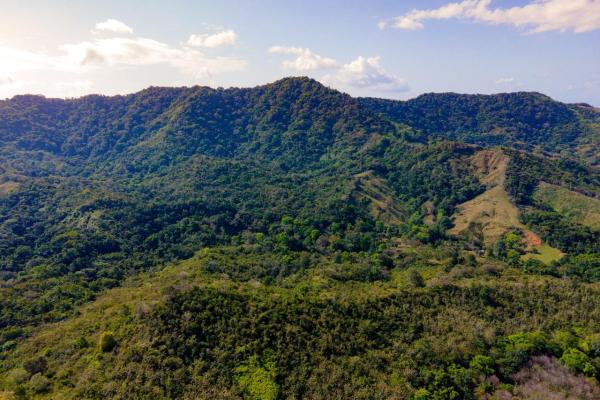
[359,92,600,165]
[0,78,599,399]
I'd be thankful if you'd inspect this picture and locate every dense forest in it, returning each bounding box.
[0,77,599,399]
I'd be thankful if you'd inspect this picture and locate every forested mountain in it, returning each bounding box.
[359,92,600,165]
[0,77,599,400]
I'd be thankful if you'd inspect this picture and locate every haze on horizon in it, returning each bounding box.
[1,0,599,105]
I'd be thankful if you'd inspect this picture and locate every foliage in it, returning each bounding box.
[98,332,117,353]
[0,78,599,398]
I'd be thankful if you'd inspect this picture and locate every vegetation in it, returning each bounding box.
[0,77,598,398]
[533,182,600,230]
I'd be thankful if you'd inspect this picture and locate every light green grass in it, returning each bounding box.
[522,244,564,265]
[533,182,600,230]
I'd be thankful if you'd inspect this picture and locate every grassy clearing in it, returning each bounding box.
[522,244,565,264]
[450,150,540,247]
[533,182,600,230]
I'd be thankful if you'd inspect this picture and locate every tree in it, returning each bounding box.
[99,332,117,352]
[408,270,425,288]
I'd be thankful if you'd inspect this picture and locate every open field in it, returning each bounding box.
[534,182,600,230]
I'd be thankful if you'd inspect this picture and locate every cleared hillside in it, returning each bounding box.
[533,182,600,230]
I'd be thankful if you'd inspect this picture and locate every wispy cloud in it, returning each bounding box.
[0,76,14,86]
[59,37,246,78]
[268,46,339,71]
[380,0,600,34]
[187,30,237,48]
[94,18,134,34]
[495,77,515,84]
[0,20,246,88]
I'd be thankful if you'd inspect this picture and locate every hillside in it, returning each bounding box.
[0,78,599,399]
[450,150,534,245]
[359,92,600,166]
[533,182,600,230]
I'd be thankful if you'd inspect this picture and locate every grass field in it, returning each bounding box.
[533,182,600,230]
[522,244,565,265]
[450,150,530,246]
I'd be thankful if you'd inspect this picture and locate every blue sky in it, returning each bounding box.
[1,0,599,104]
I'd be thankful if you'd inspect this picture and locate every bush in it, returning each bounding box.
[412,388,431,400]
[23,356,48,376]
[408,270,425,287]
[560,348,596,377]
[470,355,495,376]
[99,332,117,352]
[29,373,50,393]
[552,330,578,352]
[6,368,29,387]
[234,356,278,400]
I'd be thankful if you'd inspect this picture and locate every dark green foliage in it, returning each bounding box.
[559,253,600,282]
[359,92,598,154]
[382,142,484,216]
[98,332,117,353]
[504,150,600,205]
[0,78,599,398]
[521,210,600,254]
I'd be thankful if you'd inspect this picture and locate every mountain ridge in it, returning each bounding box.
[1,77,599,400]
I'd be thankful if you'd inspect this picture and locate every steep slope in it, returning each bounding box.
[351,171,405,224]
[449,149,544,249]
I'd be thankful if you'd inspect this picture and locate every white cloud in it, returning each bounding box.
[0,29,246,84]
[268,46,339,71]
[187,30,237,48]
[94,19,134,34]
[268,45,408,94]
[322,56,409,93]
[495,77,515,84]
[381,0,600,34]
[59,37,245,78]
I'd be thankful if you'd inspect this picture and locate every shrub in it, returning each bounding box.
[29,373,50,393]
[99,332,117,352]
[23,356,48,376]
[560,348,596,377]
[234,356,278,400]
[583,333,600,357]
[408,270,425,287]
[470,355,495,376]
[552,330,578,352]
[6,368,29,387]
[412,388,431,400]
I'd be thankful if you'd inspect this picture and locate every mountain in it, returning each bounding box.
[359,92,600,165]
[0,77,599,399]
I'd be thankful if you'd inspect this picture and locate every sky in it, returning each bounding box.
[0,0,599,104]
